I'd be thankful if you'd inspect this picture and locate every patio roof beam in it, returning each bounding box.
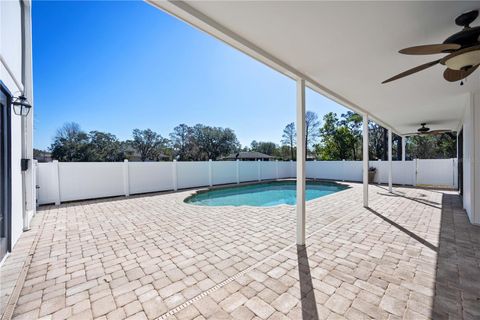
[363,114,369,207]
[296,78,306,245]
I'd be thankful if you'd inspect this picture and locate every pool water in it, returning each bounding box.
[185,181,349,207]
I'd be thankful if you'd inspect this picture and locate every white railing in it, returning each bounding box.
[35,158,457,205]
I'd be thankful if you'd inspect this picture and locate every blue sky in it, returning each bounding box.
[32,0,347,150]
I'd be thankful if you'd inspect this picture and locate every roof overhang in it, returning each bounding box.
[147,1,480,135]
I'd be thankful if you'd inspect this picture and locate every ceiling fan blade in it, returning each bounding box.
[404,129,451,136]
[443,65,479,82]
[399,44,461,55]
[428,130,452,135]
[382,60,441,84]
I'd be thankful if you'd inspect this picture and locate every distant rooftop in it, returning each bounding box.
[222,151,274,161]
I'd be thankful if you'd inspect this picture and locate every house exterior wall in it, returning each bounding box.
[0,0,34,250]
[473,92,480,225]
[462,92,480,225]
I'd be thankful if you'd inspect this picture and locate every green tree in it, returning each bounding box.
[275,145,292,160]
[130,129,169,161]
[191,124,240,160]
[368,121,387,160]
[250,141,278,156]
[406,134,456,159]
[50,122,89,161]
[87,131,125,161]
[305,111,320,157]
[316,112,357,160]
[169,124,193,160]
[281,122,296,160]
[340,111,362,160]
[392,135,402,160]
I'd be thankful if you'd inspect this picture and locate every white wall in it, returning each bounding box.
[36,159,457,205]
[475,93,480,225]
[417,159,457,187]
[59,162,125,202]
[36,162,58,205]
[129,161,173,194]
[238,161,258,182]
[261,161,277,180]
[1,0,33,248]
[211,161,236,185]
[462,92,480,225]
[177,161,209,189]
[307,161,363,181]
[1,1,23,92]
[463,95,475,223]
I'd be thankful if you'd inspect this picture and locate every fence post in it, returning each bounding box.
[276,160,279,180]
[53,160,61,206]
[208,159,213,187]
[123,159,130,197]
[290,160,294,178]
[257,160,261,181]
[342,159,346,181]
[413,158,418,186]
[172,160,178,191]
[236,159,240,184]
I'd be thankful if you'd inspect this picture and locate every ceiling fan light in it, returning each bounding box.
[444,50,480,70]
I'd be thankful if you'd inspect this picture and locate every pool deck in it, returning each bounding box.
[1,182,480,319]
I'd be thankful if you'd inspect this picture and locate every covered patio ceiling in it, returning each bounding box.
[148,1,479,134]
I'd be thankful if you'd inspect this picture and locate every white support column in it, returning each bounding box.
[401,136,406,161]
[296,79,306,245]
[388,129,393,193]
[123,159,130,197]
[362,114,369,207]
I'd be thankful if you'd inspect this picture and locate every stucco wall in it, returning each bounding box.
[1,1,22,91]
[461,92,480,225]
[471,92,480,225]
[1,0,34,248]
[1,0,25,247]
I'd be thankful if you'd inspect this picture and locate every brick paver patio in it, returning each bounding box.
[1,182,479,319]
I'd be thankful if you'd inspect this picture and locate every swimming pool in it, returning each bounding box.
[185,180,349,207]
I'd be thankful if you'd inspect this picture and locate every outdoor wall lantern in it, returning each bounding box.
[12,95,32,116]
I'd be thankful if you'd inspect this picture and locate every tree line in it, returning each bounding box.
[45,122,240,162]
[38,111,456,162]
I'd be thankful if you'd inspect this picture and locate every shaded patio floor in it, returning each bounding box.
[1,183,479,319]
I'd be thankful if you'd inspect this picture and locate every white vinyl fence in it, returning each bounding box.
[35,159,457,205]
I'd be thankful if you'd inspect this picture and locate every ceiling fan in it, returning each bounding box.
[404,123,452,136]
[383,9,480,85]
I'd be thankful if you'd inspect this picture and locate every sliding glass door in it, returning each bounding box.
[0,87,11,261]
